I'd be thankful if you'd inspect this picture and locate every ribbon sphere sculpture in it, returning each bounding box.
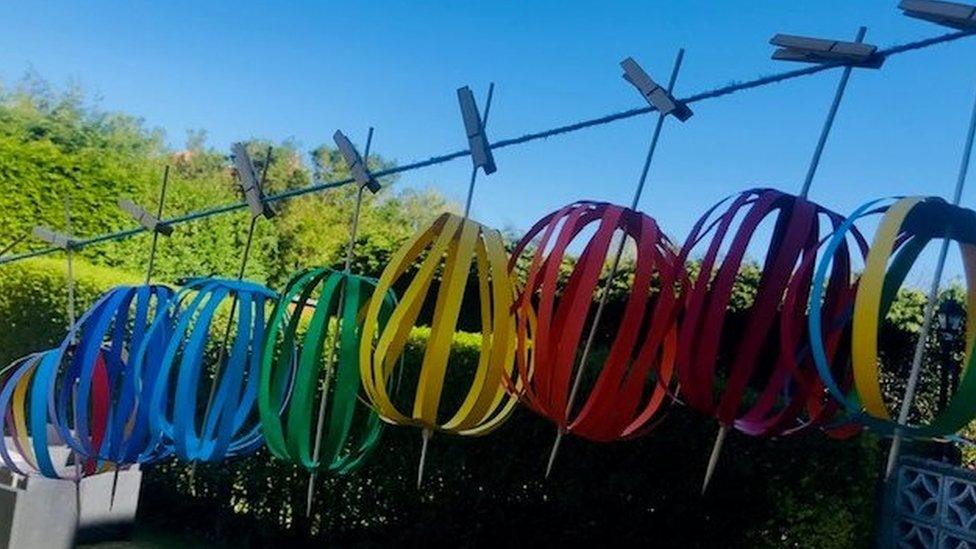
[259,268,395,475]
[678,188,866,439]
[359,212,520,485]
[810,197,976,439]
[0,284,175,479]
[141,277,275,463]
[507,201,683,443]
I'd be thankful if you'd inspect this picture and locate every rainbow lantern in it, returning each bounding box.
[810,197,976,444]
[360,84,522,487]
[506,53,692,477]
[259,268,395,475]
[140,277,275,462]
[508,201,683,443]
[0,285,175,479]
[0,350,102,480]
[678,188,866,491]
[359,212,520,483]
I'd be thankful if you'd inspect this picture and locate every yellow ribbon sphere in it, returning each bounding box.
[359,212,521,436]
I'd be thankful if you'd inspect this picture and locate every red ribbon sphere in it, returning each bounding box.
[676,188,866,437]
[508,201,684,442]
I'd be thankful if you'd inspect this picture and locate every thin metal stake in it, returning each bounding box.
[546,49,685,479]
[702,27,868,495]
[417,428,432,489]
[306,128,375,517]
[111,165,171,510]
[62,195,83,519]
[799,26,866,198]
[885,75,976,480]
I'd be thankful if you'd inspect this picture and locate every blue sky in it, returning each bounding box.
[2,1,976,284]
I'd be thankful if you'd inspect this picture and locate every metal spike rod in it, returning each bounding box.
[884,14,976,479]
[701,425,729,495]
[700,27,869,494]
[546,49,688,479]
[417,428,432,489]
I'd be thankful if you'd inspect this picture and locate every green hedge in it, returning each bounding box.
[0,256,142,364]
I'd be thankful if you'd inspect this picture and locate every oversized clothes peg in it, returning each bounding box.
[507,51,690,478]
[359,84,522,488]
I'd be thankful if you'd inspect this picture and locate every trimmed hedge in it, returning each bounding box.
[0,256,141,364]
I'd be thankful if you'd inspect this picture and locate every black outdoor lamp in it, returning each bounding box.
[935,298,966,464]
[936,299,965,409]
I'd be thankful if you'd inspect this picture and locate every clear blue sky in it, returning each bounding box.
[3,1,976,284]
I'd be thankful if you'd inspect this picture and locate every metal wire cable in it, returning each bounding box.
[0,29,971,267]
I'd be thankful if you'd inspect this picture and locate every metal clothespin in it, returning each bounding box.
[118,199,174,236]
[457,86,497,175]
[334,130,381,193]
[32,227,74,250]
[900,0,976,29]
[231,142,275,220]
[770,34,885,68]
[620,57,693,121]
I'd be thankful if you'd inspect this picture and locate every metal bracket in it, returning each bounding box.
[901,0,976,30]
[770,34,884,68]
[118,199,173,236]
[32,227,74,250]
[334,130,381,193]
[231,142,275,219]
[457,86,497,175]
[620,57,693,121]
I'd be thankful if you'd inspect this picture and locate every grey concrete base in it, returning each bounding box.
[0,434,142,548]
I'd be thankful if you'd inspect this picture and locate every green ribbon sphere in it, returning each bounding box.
[259,268,395,474]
